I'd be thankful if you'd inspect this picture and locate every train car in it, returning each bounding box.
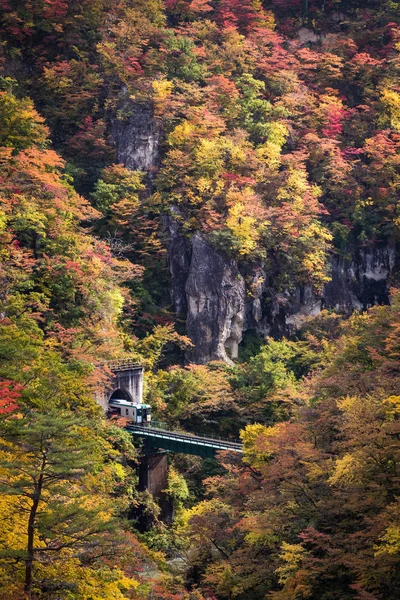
[108,398,151,425]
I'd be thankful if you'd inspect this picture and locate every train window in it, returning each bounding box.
[126,409,129,416]
[137,409,142,416]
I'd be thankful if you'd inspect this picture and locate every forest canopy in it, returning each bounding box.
[1,1,400,599]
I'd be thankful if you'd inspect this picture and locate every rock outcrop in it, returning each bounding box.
[166,214,192,318]
[112,90,160,174]
[167,220,398,363]
[246,245,396,338]
[185,234,245,364]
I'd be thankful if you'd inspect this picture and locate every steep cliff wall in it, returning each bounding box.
[167,220,398,363]
[113,100,398,365]
[185,234,245,364]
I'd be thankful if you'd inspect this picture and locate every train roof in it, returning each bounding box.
[109,398,150,408]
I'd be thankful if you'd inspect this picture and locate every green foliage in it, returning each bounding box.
[91,164,144,214]
[150,337,307,436]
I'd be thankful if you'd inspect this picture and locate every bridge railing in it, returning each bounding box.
[98,359,143,372]
[140,421,242,446]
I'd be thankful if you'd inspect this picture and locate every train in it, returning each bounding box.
[108,398,152,425]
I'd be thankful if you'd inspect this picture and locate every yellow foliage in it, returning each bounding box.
[256,141,282,170]
[195,176,212,194]
[164,466,190,504]
[0,493,27,558]
[228,143,247,166]
[275,542,309,586]
[152,78,174,115]
[256,122,288,170]
[168,120,195,147]
[226,202,259,255]
[300,221,333,285]
[240,422,270,446]
[383,395,400,418]
[329,453,363,487]
[376,525,400,556]
[381,88,400,132]
[240,423,274,469]
[375,500,400,557]
[152,78,174,101]
[337,395,381,424]
[75,565,139,599]
[34,558,139,599]
[0,209,6,233]
[194,138,225,176]
[259,9,276,31]
[181,498,233,531]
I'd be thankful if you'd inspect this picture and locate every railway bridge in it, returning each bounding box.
[127,422,242,458]
[97,360,243,497]
[129,422,242,498]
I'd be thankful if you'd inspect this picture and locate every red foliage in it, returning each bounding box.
[215,0,264,32]
[322,106,349,139]
[0,380,22,414]
[42,0,68,20]
[66,117,115,164]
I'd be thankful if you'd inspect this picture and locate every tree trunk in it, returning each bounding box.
[24,454,45,598]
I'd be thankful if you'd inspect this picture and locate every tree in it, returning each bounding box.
[0,379,21,414]
[0,407,139,598]
[0,88,49,151]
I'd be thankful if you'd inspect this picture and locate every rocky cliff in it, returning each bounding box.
[185,234,245,364]
[112,90,160,175]
[113,101,398,365]
[167,219,397,363]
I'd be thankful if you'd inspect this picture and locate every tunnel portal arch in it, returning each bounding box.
[96,362,144,412]
[109,388,133,403]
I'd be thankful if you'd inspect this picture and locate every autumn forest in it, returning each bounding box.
[1,0,400,598]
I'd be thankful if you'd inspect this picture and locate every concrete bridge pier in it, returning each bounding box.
[138,448,173,522]
[138,450,169,498]
[95,361,170,504]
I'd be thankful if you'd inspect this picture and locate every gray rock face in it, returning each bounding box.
[168,219,398,363]
[112,92,160,174]
[248,245,397,337]
[323,246,396,312]
[166,214,192,317]
[185,234,245,364]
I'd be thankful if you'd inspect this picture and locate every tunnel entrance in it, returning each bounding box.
[109,388,132,402]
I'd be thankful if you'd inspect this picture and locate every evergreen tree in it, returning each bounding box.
[0,407,137,598]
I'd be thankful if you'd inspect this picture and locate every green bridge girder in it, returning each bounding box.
[126,425,243,459]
